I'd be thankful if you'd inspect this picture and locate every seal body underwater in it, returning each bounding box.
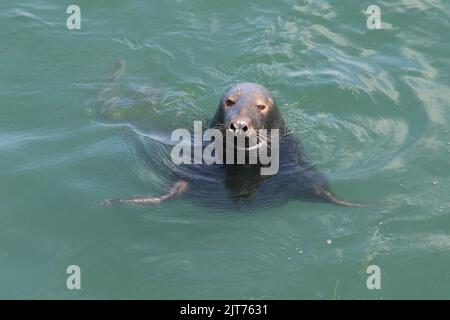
[101,80,367,208]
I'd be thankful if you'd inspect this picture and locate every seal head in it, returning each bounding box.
[210,82,287,135]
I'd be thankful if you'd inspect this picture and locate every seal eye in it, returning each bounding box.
[225,99,235,107]
[257,104,266,111]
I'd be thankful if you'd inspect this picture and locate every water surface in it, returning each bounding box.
[1,0,449,299]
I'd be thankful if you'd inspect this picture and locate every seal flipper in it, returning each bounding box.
[101,180,188,206]
[97,59,127,114]
[97,59,127,99]
[314,187,369,208]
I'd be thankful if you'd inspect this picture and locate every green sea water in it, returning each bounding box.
[1,0,449,299]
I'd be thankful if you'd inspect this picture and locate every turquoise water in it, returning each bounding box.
[1,0,449,299]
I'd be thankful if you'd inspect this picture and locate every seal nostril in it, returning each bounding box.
[242,125,248,133]
[229,123,236,131]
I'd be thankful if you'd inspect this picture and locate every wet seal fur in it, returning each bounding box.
[102,80,368,208]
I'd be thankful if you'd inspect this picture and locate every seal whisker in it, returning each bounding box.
[211,123,227,131]
[254,132,272,151]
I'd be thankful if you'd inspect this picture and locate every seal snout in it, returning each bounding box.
[228,118,251,134]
